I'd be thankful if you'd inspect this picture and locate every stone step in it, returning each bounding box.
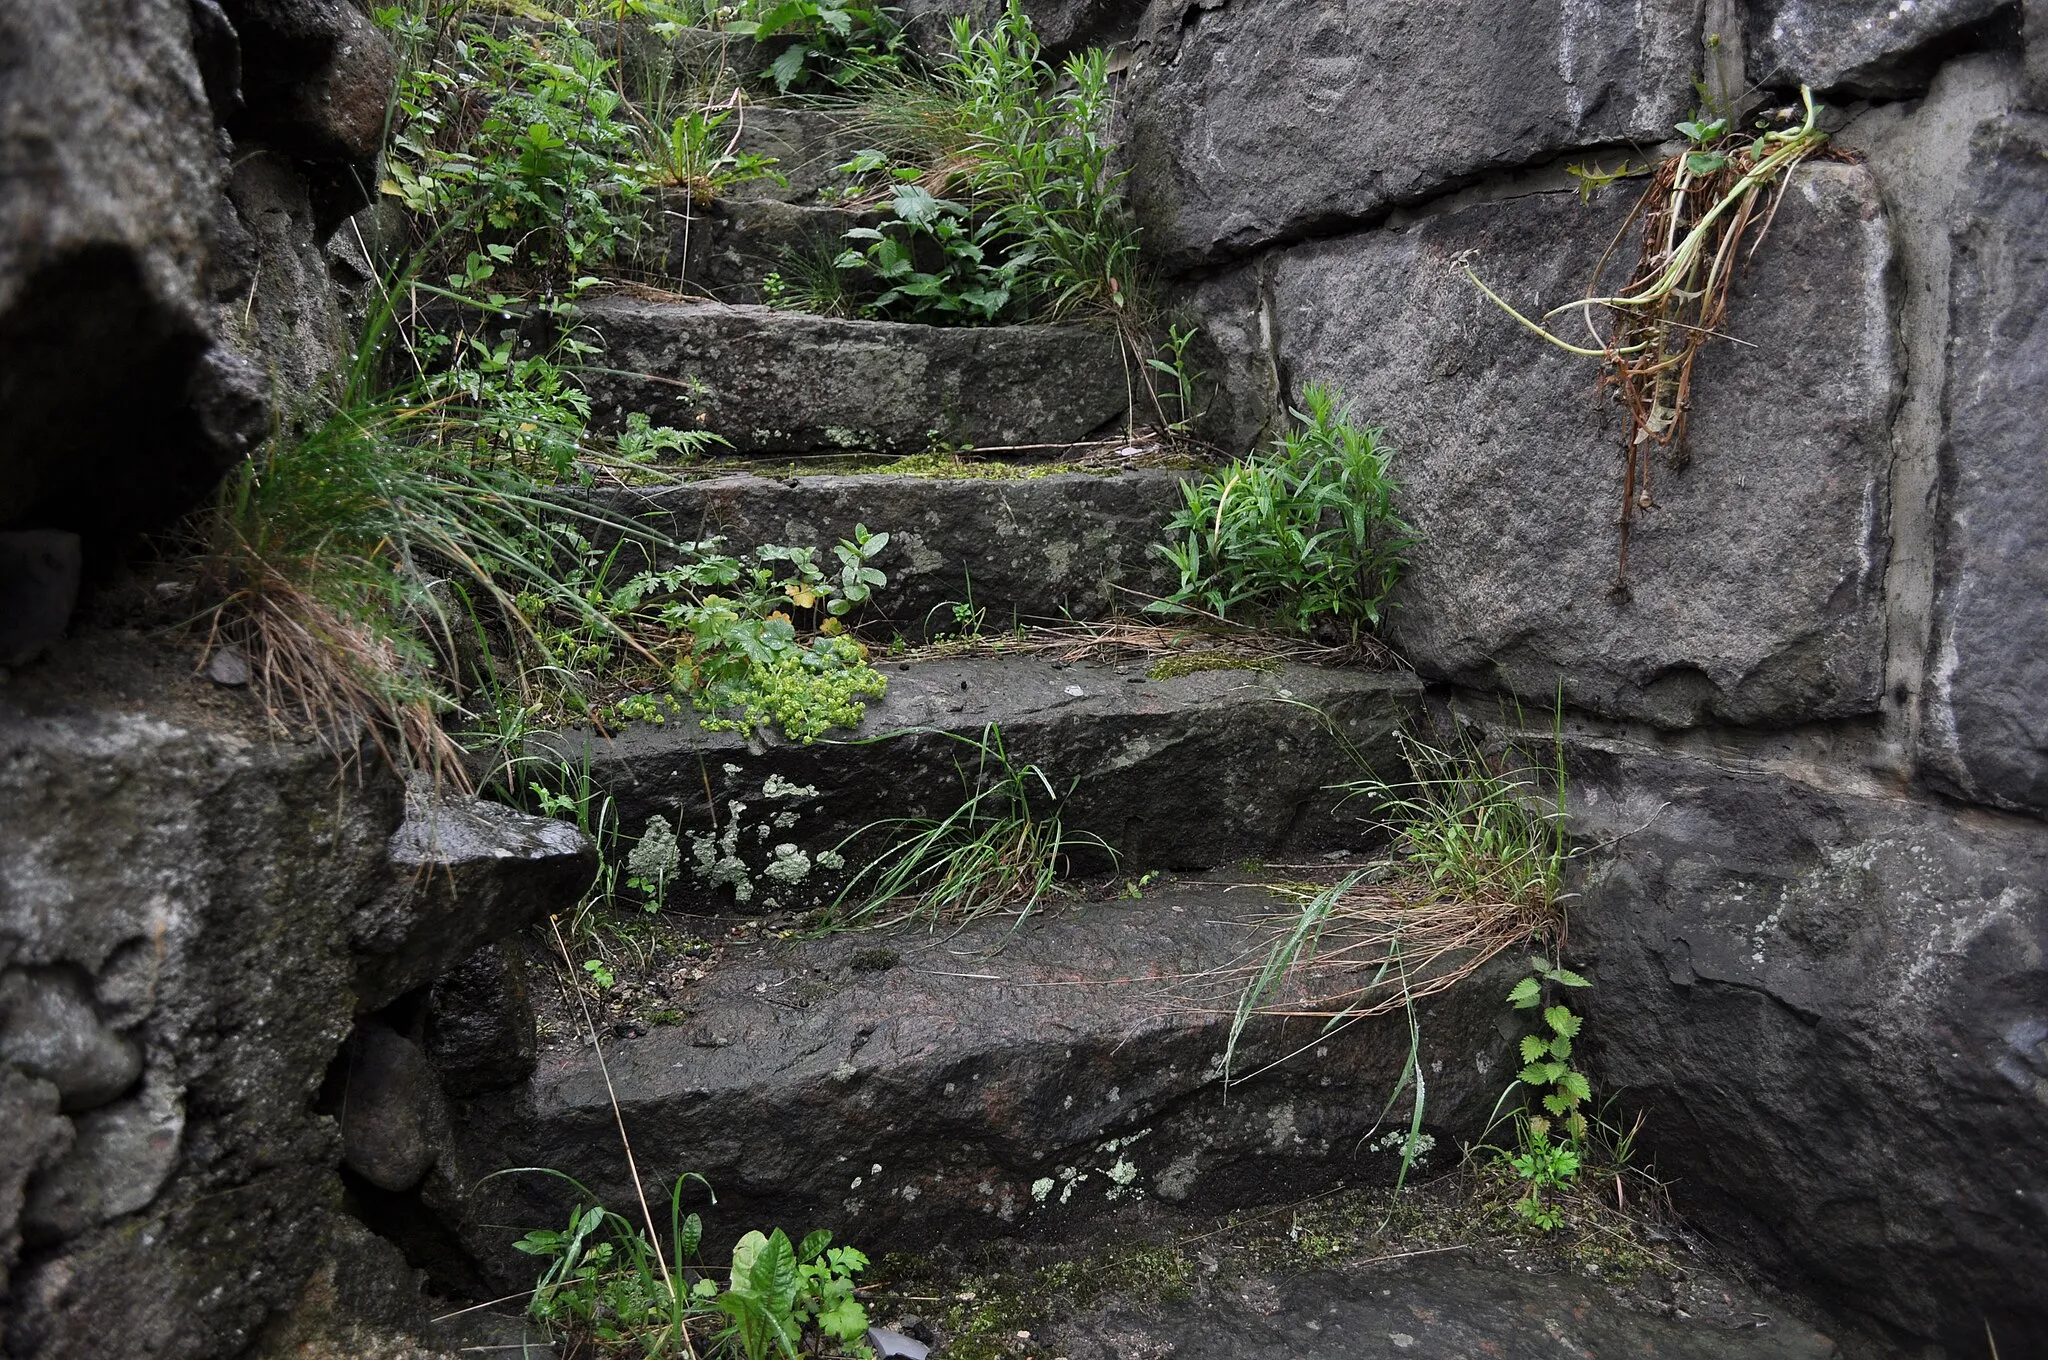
[444,886,1515,1276]
[575,296,1132,454]
[723,107,873,206]
[677,198,879,305]
[534,654,1418,893]
[578,467,1190,641]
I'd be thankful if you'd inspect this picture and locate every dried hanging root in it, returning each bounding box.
[1465,87,1831,594]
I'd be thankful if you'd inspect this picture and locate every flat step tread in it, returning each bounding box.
[574,296,1131,454]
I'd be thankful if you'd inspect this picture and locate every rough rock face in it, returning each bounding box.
[1262,162,1893,728]
[1746,0,2019,95]
[450,891,1518,1279]
[898,0,1146,55]
[1568,737,2048,1352]
[0,0,260,543]
[1918,113,2048,816]
[358,790,597,1011]
[575,298,1132,454]
[1123,0,1700,265]
[0,637,590,1359]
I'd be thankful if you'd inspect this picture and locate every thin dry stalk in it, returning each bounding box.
[899,617,1400,671]
[1179,881,1549,1026]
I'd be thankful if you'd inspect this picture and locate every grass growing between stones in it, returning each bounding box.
[826,723,1116,931]
[1148,384,1414,642]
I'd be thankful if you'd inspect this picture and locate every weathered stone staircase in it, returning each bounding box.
[385,46,1839,1359]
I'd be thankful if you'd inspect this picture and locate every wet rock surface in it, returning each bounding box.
[1746,0,2018,96]
[538,654,1419,885]
[1918,111,2048,816]
[1568,735,2048,1350]
[1252,162,1894,729]
[356,789,595,1011]
[1123,0,1699,265]
[0,634,593,1358]
[1049,1258,1839,1360]
[584,469,1188,639]
[575,298,1129,454]
[450,886,1518,1280]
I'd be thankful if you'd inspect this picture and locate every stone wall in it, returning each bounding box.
[1123,1,2043,1350]
[0,634,591,1359]
[0,8,598,1350]
[0,0,386,559]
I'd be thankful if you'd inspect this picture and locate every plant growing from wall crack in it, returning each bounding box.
[1465,86,1832,593]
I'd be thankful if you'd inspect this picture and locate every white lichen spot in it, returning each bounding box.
[764,843,812,885]
[773,811,800,829]
[850,1176,864,1190]
[763,774,818,800]
[900,1185,920,1202]
[1155,1152,1199,1203]
[817,849,845,871]
[1031,1177,1055,1203]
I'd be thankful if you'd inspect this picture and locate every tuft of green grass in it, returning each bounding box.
[827,723,1115,930]
[1340,717,1571,912]
[1148,383,1413,639]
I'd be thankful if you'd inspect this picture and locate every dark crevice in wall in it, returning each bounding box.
[1153,139,1665,286]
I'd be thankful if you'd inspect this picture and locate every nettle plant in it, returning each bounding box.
[1509,955,1593,1136]
[1502,955,1593,1231]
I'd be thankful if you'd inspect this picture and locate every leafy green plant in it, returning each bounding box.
[1146,324,1203,433]
[379,14,658,285]
[1150,384,1412,638]
[830,723,1116,928]
[835,183,1034,323]
[1504,1116,1580,1231]
[592,526,895,743]
[1507,955,1593,1136]
[512,1179,873,1360]
[714,1228,873,1360]
[731,0,900,92]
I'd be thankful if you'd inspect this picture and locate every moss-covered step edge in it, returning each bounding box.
[573,468,1193,641]
[533,653,1421,887]
[569,297,1131,455]
[444,883,1516,1282]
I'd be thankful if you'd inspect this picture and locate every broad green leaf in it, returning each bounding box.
[1548,1034,1572,1061]
[1560,1071,1593,1104]
[798,1228,831,1264]
[1507,977,1542,1009]
[1519,1034,1549,1064]
[1551,968,1591,988]
[1544,1005,1582,1037]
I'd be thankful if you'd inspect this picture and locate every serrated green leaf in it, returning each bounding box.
[1545,1005,1582,1037]
[1519,1034,1549,1063]
[1552,968,1591,988]
[1560,1071,1593,1104]
[1507,978,1542,1008]
[1517,1062,1548,1087]
[1543,1092,1570,1116]
[1548,1034,1572,1061]
[1530,956,1551,973]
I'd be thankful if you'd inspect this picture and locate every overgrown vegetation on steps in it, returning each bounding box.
[1148,384,1414,640]
[373,0,1198,441]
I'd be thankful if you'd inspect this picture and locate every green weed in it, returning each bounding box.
[829,723,1115,929]
[1149,384,1412,638]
